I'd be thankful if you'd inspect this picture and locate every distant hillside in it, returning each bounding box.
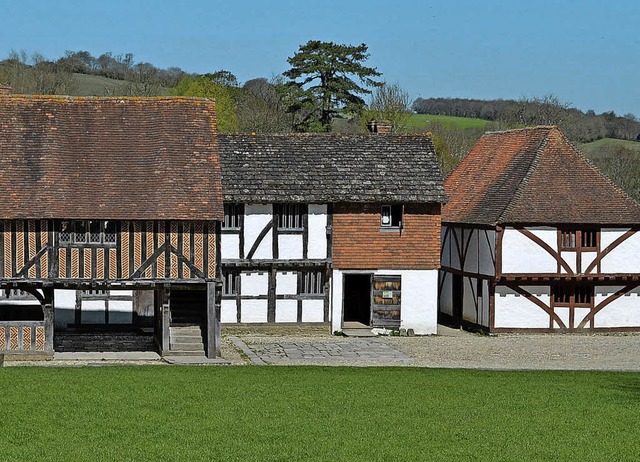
[413,97,640,144]
[71,73,170,96]
[406,114,490,131]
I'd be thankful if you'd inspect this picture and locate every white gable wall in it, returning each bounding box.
[502,227,557,274]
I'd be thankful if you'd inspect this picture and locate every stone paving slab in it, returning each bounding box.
[236,336,411,365]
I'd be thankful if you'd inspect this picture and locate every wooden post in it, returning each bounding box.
[162,287,171,354]
[206,281,220,358]
[43,296,54,354]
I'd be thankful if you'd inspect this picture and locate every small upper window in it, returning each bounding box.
[560,230,576,250]
[559,229,598,251]
[553,284,592,307]
[276,204,305,230]
[59,220,117,246]
[223,204,243,230]
[381,205,403,228]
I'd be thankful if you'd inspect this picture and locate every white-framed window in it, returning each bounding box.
[59,220,117,246]
[381,205,403,228]
[300,270,324,295]
[223,203,243,230]
[275,204,305,230]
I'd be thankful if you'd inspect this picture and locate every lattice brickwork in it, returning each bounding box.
[96,248,104,279]
[40,220,48,277]
[146,221,154,277]
[71,248,79,278]
[0,327,5,349]
[28,220,36,278]
[35,326,45,351]
[157,221,165,278]
[2,221,9,278]
[133,221,142,271]
[170,222,178,278]
[109,248,117,279]
[208,222,216,277]
[59,248,67,278]
[194,222,204,273]
[22,326,31,350]
[15,221,24,274]
[9,326,18,350]
[183,222,191,277]
[121,222,129,278]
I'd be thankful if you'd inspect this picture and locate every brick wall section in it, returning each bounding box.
[332,203,441,269]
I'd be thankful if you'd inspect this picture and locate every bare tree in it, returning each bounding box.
[362,82,411,133]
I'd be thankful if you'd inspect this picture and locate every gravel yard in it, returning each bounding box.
[223,325,640,371]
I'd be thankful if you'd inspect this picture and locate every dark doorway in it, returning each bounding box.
[343,274,372,325]
[452,274,463,319]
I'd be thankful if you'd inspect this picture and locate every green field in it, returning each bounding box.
[0,366,638,461]
[71,73,170,96]
[407,114,490,131]
[579,137,640,159]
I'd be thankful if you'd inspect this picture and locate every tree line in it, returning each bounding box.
[413,96,640,143]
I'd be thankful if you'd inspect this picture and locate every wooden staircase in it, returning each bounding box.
[168,290,206,357]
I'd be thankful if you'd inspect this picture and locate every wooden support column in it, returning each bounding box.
[158,286,170,355]
[206,281,220,358]
[43,288,54,354]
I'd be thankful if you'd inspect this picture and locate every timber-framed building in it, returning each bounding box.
[439,126,640,332]
[219,133,445,334]
[0,95,223,358]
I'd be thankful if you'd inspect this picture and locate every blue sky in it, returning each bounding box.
[1,0,638,116]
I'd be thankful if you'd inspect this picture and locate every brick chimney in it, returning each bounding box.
[0,85,12,95]
[366,120,392,134]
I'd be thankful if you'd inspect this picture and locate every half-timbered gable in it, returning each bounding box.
[0,95,223,357]
[440,126,640,332]
[219,133,445,334]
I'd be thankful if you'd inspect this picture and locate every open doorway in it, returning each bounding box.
[343,273,372,326]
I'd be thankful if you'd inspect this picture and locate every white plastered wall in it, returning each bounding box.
[221,234,240,259]
[278,235,303,259]
[494,285,551,328]
[331,268,438,335]
[594,286,640,327]
[307,204,328,259]
[501,227,557,274]
[600,229,640,274]
[243,204,272,259]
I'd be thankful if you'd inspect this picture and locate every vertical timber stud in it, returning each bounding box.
[206,281,220,358]
[43,288,54,355]
[162,286,170,355]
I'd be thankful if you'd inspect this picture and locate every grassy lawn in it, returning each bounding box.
[579,137,640,159]
[407,114,490,131]
[0,367,638,461]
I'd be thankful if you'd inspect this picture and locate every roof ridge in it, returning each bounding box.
[484,125,556,136]
[494,129,550,224]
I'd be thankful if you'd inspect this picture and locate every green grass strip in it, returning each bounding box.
[0,367,639,461]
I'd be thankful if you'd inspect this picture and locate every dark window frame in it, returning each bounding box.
[559,228,599,251]
[380,204,403,229]
[59,220,117,247]
[222,203,244,230]
[552,283,593,307]
[299,270,325,295]
[222,270,239,296]
[275,204,306,232]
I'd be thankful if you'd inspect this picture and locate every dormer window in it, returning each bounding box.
[381,205,402,229]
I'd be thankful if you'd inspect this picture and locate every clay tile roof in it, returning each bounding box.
[443,126,640,226]
[0,95,223,221]
[218,133,445,203]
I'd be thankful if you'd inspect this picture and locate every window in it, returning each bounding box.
[381,205,403,228]
[560,230,576,250]
[223,203,243,230]
[82,289,107,297]
[581,230,597,250]
[222,270,239,296]
[559,229,598,251]
[276,204,305,230]
[553,284,593,307]
[300,270,324,295]
[59,220,117,246]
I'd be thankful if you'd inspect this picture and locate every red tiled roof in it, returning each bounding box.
[443,126,640,226]
[0,96,223,221]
